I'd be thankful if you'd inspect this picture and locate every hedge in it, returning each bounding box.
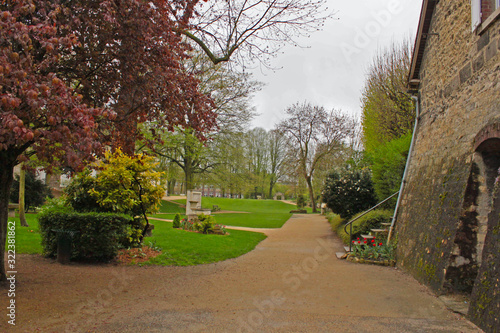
[38,211,132,262]
[335,209,393,244]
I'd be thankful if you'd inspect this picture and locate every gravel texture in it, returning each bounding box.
[2,214,482,332]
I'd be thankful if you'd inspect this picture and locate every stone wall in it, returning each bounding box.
[395,0,499,331]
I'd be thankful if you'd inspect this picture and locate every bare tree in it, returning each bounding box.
[361,38,415,152]
[178,0,334,66]
[277,102,355,212]
[185,53,262,134]
[268,129,287,198]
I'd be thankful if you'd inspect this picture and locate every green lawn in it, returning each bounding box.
[144,220,266,266]
[171,197,297,228]
[7,211,268,266]
[5,214,43,254]
[158,200,185,214]
[7,198,298,265]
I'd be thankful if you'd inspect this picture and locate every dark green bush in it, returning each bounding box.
[10,170,53,211]
[296,194,306,209]
[38,210,132,262]
[172,213,181,228]
[323,168,377,219]
[64,170,103,213]
[336,209,393,244]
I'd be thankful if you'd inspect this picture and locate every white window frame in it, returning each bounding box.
[497,0,500,9]
[471,0,482,31]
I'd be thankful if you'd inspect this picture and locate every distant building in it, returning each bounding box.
[396,1,499,331]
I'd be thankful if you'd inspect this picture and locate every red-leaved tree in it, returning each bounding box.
[0,0,217,282]
[54,0,216,153]
[0,0,110,282]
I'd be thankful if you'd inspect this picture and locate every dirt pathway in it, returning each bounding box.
[2,214,481,332]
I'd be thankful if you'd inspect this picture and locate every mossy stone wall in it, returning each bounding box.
[395,1,500,331]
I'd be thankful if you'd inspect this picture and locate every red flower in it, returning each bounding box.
[363,241,367,244]
[379,243,383,246]
[373,244,377,247]
[371,239,375,243]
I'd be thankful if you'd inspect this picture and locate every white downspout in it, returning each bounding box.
[388,95,420,243]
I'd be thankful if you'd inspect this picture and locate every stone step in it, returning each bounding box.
[361,234,375,239]
[381,223,392,226]
[336,252,348,259]
[371,229,389,233]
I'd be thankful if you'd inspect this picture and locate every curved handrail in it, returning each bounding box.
[344,192,399,252]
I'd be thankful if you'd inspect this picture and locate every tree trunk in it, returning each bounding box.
[0,159,16,282]
[269,175,276,199]
[305,175,317,213]
[184,155,194,191]
[19,166,28,227]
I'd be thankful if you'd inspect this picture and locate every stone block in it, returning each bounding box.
[472,52,485,72]
[485,38,498,62]
[459,63,472,84]
[477,30,490,51]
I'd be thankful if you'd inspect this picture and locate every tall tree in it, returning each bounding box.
[0,0,218,282]
[361,38,415,202]
[143,56,261,191]
[268,129,287,198]
[149,127,218,191]
[277,102,354,212]
[178,0,334,66]
[0,1,106,282]
[54,0,216,153]
[361,38,415,152]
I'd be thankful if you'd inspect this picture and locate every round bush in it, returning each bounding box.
[323,168,377,219]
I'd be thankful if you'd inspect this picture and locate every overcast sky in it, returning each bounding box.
[249,0,423,130]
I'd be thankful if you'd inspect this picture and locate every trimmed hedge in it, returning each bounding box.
[335,209,393,244]
[38,211,132,262]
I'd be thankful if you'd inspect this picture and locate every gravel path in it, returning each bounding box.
[2,214,481,332]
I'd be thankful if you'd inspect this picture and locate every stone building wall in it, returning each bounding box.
[395,0,499,331]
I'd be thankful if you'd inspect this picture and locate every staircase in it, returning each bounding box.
[335,193,398,259]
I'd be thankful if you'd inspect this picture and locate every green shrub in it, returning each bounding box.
[198,214,216,234]
[38,197,73,215]
[336,209,393,244]
[326,213,344,232]
[64,169,103,213]
[121,217,146,248]
[323,168,377,219]
[38,210,132,261]
[10,170,53,211]
[296,194,305,209]
[369,133,411,203]
[172,213,181,228]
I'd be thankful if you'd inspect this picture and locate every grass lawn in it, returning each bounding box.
[6,211,267,267]
[5,213,43,254]
[144,220,266,266]
[170,197,298,228]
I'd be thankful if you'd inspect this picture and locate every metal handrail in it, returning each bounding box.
[344,192,399,252]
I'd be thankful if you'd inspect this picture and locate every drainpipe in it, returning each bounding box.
[387,95,420,243]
